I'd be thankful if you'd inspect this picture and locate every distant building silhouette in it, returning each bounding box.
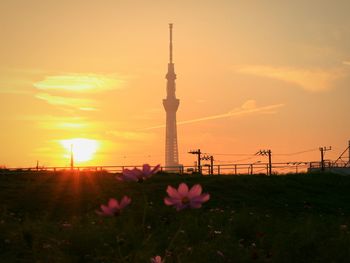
[163,23,180,168]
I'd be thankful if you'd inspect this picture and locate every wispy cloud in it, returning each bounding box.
[142,100,284,130]
[0,69,36,94]
[31,73,126,111]
[33,74,123,93]
[343,61,350,66]
[234,65,345,92]
[17,115,85,122]
[0,69,125,95]
[35,93,97,111]
[40,121,88,130]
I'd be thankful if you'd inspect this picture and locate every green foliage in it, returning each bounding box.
[1,172,350,262]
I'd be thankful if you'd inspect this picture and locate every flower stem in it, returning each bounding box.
[141,187,148,236]
[116,239,125,263]
[164,221,184,263]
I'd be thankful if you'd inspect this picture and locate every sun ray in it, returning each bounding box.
[60,138,99,164]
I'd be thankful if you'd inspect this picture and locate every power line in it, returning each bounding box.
[205,153,254,156]
[274,148,319,156]
[116,148,319,159]
[215,156,256,163]
[230,156,257,163]
[204,148,319,157]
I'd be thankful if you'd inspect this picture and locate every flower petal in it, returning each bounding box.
[191,193,210,203]
[188,184,202,199]
[99,205,114,216]
[150,164,160,174]
[166,185,182,199]
[164,197,181,206]
[132,167,144,176]
[108,198,119,209]
[150,255,163,263]
[178,183,189,197]
[119,196,131,209]
[142,164,151,174]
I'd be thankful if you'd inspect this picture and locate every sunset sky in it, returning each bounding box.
[1,0,349,168]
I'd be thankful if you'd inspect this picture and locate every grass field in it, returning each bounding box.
[1,171,350,263]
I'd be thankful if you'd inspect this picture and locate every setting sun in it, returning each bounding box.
[60,138,99,163]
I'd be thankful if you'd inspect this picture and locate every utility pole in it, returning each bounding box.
[188,149,202,174]
[319,146,331,171]
[348,140,350,165]
[268,150,272,175]
[332,140,350,167]
[201,154,214,175]
[256,149,272,175]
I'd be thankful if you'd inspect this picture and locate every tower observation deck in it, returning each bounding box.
[163,23,180,168]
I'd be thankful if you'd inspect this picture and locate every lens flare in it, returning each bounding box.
[60,138,99,163]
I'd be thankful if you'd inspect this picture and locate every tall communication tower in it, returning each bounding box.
[163,23,180,168]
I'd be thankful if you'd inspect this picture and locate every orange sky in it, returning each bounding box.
[0,0,349,168]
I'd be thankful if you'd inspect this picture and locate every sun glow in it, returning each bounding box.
[60,138,99,163]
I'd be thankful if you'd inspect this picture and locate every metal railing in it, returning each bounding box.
[0,161,316,175]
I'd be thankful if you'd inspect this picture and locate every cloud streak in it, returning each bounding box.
[35,92,97,111]
[235,65,345,92]
[142,100,285,130]
[31,73,126,111]
[33,74,123,93]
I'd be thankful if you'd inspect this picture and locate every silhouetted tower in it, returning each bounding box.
[70,144,74,170]
[163,23,180,168]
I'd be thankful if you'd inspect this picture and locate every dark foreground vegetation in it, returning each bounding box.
[1,171,350,263]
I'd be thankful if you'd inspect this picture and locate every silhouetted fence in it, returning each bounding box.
[0,161,318,175]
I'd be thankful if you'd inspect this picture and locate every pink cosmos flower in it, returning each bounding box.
[96,196,131,216]
[118,164,160,182]
[164,183,210,211]
[150,255,163,263]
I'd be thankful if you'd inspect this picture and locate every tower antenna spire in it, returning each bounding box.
[169,23,173,63]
